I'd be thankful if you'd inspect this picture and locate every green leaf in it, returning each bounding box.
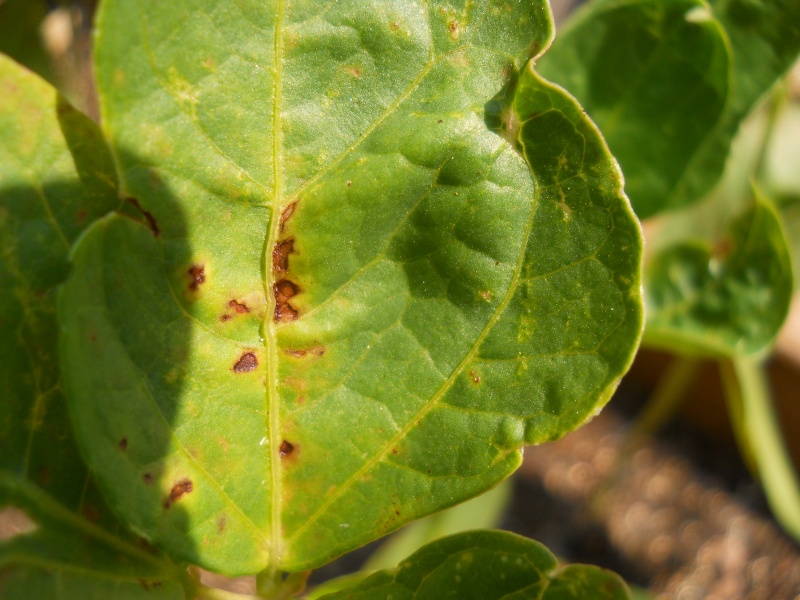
[537,0,800,218]
[643,192,794,355]
[536,0,731,218]
[0,478,187,600]
[62,0,642,575]
[0,53,185,598]
[314,530,631,600]
[0,50,118,518]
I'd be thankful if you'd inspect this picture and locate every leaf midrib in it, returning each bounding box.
[265,0,287,564]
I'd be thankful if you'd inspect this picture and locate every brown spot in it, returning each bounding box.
[76,209,88,223]
[229,299,250,314]
[297,396,305,404]
[346,180,352,187]
[220,314,232,322]
[448,19,458,32]
[394,509,400,515]
[279,201,298,233]
[143,473,154,485]
[272,238,295,273]
[188,265,205,291]
[233,352,258,373]
[470,369,481,384]
[283,377,308,392]
[217,515,227,533]
[283,346,325,358]
[119,437,128,451]
[163,479,193,509]
[391,448,399,455]
[279,440,295,457]
[390,21,399,31]
[344,65,362,78]
[274,279,300,322]
[125,197,160,237]
[437,119,443,124]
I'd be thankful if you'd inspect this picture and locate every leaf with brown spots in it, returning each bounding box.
[57,0,641,579]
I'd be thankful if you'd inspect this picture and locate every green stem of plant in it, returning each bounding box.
[753,80,789,184]
[719,357,800,542]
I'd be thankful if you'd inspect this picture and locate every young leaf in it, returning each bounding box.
[536,0,731,218]
[0,54,184,598]
[537,0,800,218]
[63,0,642,575]
[643,192,793,356]
[313,530,631,599]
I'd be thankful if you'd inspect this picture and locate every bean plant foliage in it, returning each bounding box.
[0,0,643,597]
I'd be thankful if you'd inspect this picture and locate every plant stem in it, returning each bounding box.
[753,80,789,184]
[719,357,800,542]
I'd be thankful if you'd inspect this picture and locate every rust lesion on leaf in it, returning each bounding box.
[273,201,301,321]
[272,238,295,273]
[273,280,299,322]
[279,440,295,458]
[279,200,298,234]
[163,479,192,509]
[187,264,205,291]
[283,346,325,359]
[233,352,258,373]
[228,299,250,314]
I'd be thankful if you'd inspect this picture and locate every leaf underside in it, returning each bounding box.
[55,0,643,575]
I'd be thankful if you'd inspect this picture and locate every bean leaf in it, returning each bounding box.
[314,530,631,600]
[59,0,642,575]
